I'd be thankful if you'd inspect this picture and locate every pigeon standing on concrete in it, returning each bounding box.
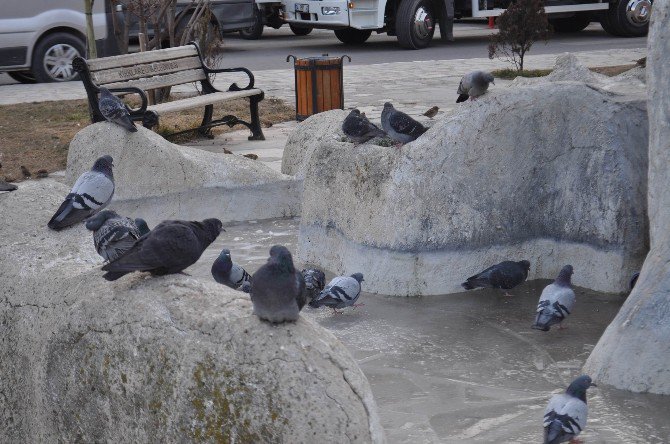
[85,210,142,262]
[342,109,387,144]
[532,265,576,331]
[134,218,151,237]
[381,102,427,144]
[457,71,495,103]
[302,268,326,302]
[423,106,439,118]
[211,248,252,293]
[543,375,596,444]
[250,245,306,323]
[98,87,137,132]
[0,180,17,192]
[48,155,115,230]
[101,218,223,281]
[461,260,530,296]
[309,273,364,313]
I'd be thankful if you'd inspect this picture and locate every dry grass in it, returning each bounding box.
[0,95,295,183]
[492,64,638,80]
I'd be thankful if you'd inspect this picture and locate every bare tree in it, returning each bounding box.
[83,0,98,58]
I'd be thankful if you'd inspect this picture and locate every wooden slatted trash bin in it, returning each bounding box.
[287,54,351,121]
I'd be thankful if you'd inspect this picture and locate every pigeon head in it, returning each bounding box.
[303,268,326,290]
[519,260,531,271]
[99,87,113,97]
[350,109,361,115]
[92,155,114,177]
[134,218,150,236]
[566,375,596,402]
[212,248,233,277]
[85,209,118,231]
[383,102,394,110]
[351,273,364,283]
[218,248,232,259]
[199,218,224,243]
[269,245,295,274]
[484,72,495,85]
[556,265,574,286]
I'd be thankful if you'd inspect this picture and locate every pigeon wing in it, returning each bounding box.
[389,111,425,136]
[71,171,115,211]
[99,95,137,132]
[543,394,588,442]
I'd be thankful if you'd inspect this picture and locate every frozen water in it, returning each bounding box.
[190,218,670,443]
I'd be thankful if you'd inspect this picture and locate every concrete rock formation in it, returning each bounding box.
[0,180,384,443]
[583,2,670,394]
[290,77,648,296]
[67,123,300,224]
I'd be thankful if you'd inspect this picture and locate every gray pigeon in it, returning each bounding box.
[342,109,387,144]
[381,102,427,144]
[309,273,364,313]
[101,218,223,281]
[99,87,137,132]
[85,210,142,262]
[0,180,17,192]
[543,375,596,444]
[302,268,326,301]
[532,265,575,331]
[134,218,151,237]
[211,248,252,293]
[457,70,495,103]
[48,155,115,230]
[461,260,530,296]
[250,245,306,323]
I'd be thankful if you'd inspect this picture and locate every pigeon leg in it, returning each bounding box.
[568,439,583,444]
[394,141,404,148]
[352,303,366,309]
[331,308,343,315]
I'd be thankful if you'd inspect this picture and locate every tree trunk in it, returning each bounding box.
[84,0,98,58]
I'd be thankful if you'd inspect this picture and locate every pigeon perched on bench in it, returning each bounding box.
[309,273,364,314]
[342,109,387,144]
[48,155,115,230]
[85,210,142,262]
[543,375,596,444]
[211,248,252,293]
[98,87,137,132]
[381,102,427,144]
[532,265,576,331]
[101,218,223,281]
[461,260,530,296]
[457,71,495,103]
[302,268,326,302]
[250,245,306,323]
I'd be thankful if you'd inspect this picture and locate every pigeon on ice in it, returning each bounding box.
[423,106,439,118]
[85,210,142,262]
[134,218,151,237]
[98,87,137,132]
[250,245,306,323]
[101,218,222,281]
[48,155,115,230]
[0,179,17,192]
[629,271,640,290]
[461,260,530,296]
[543,375,596,444]
[309,273,364,313]
[211,248,252,293]
[456,71,495,103]
[381,102,427,144]
[342,109,387,144]
[532,265,575,331]
[302,268,326,301]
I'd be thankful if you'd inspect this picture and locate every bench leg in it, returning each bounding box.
[199,104,214,137]
[248,93,265,141]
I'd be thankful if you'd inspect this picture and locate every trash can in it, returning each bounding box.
[286,54,351,121]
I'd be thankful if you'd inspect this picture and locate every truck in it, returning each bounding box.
[276,0,651,49]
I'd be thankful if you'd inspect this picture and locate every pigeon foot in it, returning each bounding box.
[568,439,583,444]
[503,292,514,297]
[331,308,343,315]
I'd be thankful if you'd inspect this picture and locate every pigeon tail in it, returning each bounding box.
[102,270,131,281]
[461,281,476,290]
[48,200,90,230]
[118,117,138,132]
[544,420,567,444]
[456,94,469,103]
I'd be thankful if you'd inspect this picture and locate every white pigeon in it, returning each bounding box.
[48,155,115,230]
[457,71,495,102]
[309,273,364,313]
[532,265,575,331]
[543,375,596,444]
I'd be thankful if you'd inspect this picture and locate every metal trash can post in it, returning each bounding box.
[286,54,351,121]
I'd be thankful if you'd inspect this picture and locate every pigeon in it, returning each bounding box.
[457,71,495,103]
[35,169,49,179]
[211,248,252,293]
[309,273,364,313]
[134,218,151,237]
[423,106,439,118]
[629,271,640,290]
[85,210,142,262]
[302,268,326,301]
[250,245,306,323]
[48,155,115,230]
[543,375,596,444]
[461,260,530,296]
[532,265,575,331]
[342,109,387,144]
[0,179,17,192]
[98,87,137,132]
[101,218,223,281]
[20,165,31,178]
[381,102,427,144]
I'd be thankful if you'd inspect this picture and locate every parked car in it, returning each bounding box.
[238,0,312,40]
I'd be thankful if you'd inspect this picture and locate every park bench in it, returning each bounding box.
[73,42,265,140]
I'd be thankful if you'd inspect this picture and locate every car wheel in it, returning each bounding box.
[602,0,650,37]
[334,28,372,45]
[549,14,591,32]
[31,33,85,83]
[8,71,37,84]
[290,24,313,36]
[396,0,435,49]
[239,8,264,40]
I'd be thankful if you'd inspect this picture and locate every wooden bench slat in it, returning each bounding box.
[147,89,263,114]
[104,69,208,91]
[87,46,199,71]
[92,56,203,85]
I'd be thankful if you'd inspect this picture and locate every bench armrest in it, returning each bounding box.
[103,86,149,114]
[203,66,255,91]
